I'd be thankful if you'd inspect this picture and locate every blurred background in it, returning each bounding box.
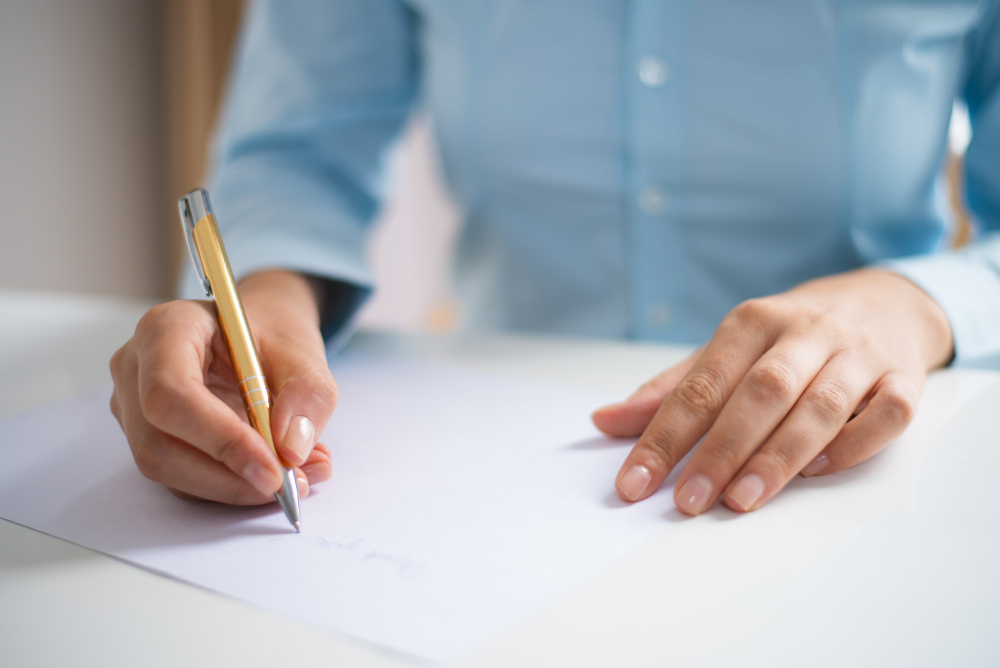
[0,0,460,331]
[0,0,973,333]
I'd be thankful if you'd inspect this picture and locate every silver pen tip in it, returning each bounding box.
[294,521,301,533]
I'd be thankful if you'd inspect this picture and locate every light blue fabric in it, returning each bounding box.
[182,0,1000,368]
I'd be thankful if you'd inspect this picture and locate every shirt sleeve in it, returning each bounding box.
[884,2,1000,369]
[178,0,419,342]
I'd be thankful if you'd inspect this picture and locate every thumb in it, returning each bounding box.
[591,346,703,437]
[259,330,338,468]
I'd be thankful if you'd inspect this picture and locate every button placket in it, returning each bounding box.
[637,55,670,88]
[638,186,668,215]
[625,1,691,341]
[645,303,671,327]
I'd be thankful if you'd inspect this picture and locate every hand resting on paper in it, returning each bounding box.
[592,269,954,515]
[110,270,335,503]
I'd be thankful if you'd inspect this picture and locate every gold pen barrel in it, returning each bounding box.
[180,189,301,530]
[238,374,275,449]
[188,211,283,463]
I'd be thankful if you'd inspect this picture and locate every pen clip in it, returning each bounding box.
[178,189,213,298]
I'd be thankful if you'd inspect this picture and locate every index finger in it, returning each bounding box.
[614,302,776,503]
[134,303,285,496]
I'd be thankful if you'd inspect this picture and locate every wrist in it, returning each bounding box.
[868,269,954,370]
[238,270,321,324]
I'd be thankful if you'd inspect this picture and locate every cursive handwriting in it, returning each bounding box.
[313,536,425,576]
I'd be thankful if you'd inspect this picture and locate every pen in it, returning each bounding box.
[178,188,302,532]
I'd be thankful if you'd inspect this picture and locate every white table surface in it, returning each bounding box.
[1,290,998,667]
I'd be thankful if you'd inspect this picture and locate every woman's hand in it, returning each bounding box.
[110,270,336,504]
[592,269,953,515]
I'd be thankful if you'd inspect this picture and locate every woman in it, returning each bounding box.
[111,0,999,515]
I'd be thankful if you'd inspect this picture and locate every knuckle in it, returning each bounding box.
[136,300,200,341]
[634,427,676,470]
[706,436,748,472]
[757,446,798,480]
[138,375,181,428]
[136,302,171,335]
[881,384,917,425]
[307,369,339,413]
[748,360,797,403]
[132,442,164,481]
[632,412,687,471]
[673,370,725,416]
[109,346,124,376]
[807,381,852,423]
[807,310,836,330]
[277,367,339,416]
[214,430,247,469]
[730,298,779,329]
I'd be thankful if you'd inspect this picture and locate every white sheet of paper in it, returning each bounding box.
[0,354,678,663]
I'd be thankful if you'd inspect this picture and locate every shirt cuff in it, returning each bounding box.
[177,150,379,346]
[178,233,373,349]
[882,238,1000,369]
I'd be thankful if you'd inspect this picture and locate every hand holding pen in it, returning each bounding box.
[109,191,337,525]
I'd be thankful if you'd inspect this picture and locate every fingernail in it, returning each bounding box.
[300,461,328,481]
[618,465,652,501]
[676,474,714,515]
[801,453,830,477]
[296,475,309,498]
[284,416,316,463]
[243,461,279,496]
[727,473,765,512]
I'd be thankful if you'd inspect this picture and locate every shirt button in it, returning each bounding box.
[645,303,672,327]
[638,186,668,215]
[638,55,670,88]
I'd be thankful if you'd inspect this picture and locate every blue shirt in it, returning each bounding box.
[186,0,1000,367]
